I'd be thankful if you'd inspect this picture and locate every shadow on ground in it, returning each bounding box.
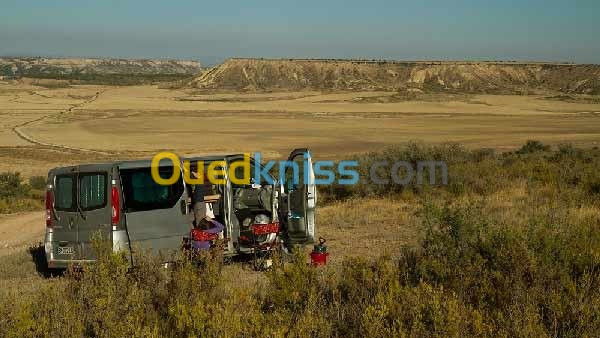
[29,243,63,278]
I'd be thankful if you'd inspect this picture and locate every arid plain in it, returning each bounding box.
[1,80,599,177]
[1,70,600,335]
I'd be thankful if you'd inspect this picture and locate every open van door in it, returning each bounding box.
[282,148,316,245]
[118,160,190,258]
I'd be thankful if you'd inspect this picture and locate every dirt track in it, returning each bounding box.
[0,212,44,257]
[11,90,109,154]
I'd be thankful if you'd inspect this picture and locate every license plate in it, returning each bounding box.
[58,246,74,255]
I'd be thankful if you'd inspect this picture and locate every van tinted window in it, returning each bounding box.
[55,175,74,210]
[120,167,184,212]
[79,173,107,210]
[231,160,263,187]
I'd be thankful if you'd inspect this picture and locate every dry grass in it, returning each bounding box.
[0,81,599,176]
[0,142,598,336]
[317,196,421,262]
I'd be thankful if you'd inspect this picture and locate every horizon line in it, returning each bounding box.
[3,55,599,66]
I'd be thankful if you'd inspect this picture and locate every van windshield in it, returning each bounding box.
[120,167,184,212]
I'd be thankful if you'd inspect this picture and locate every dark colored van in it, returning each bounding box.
[44,149,316,268]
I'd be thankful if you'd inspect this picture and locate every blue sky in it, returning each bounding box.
[1,0,599,65]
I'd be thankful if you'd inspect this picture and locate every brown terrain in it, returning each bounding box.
[192,58,600,94]
[0,57,599,262]
[0,58,598,177]
[0,57,202,77]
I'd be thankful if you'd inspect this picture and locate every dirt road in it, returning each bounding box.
[11,90,109,154]
[0,212,44,257]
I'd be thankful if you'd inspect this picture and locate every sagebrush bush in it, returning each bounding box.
[319,140,600,205]
[28,176,47,191]
[516,140,551,154]
[0,172,30,199]
[401,200,600,337]
[0,172,45,213]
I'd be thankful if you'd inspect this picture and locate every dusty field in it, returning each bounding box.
[1,81,599,177]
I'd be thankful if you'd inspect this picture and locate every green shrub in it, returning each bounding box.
[398,200,600,336]
[28,176,47,191]
[0,172,30,199]
[319,141,600,204]
[516,140,551,154]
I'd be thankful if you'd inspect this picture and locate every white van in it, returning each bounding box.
[44,149,316,268]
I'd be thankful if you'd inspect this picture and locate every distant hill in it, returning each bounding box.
[191,58,600,94]
[0,57,202,78]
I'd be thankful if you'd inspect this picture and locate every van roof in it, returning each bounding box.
[49,154,247,172]
[183,154,244,161]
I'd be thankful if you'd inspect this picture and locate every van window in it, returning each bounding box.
[55,175,75,210]
[79,173,107,210]
[231,160,268,187]
[120,167,184,212]
[232,161,251,187]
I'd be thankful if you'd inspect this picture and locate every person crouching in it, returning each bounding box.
[190,202,224,251]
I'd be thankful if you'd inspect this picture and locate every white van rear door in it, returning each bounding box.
[282,148,316,245]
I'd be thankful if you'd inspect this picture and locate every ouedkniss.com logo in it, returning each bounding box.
[149,152,448,186]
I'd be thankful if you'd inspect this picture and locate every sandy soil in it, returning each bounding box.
[0,81,599,176]
[80,86,600,115]
[0,212,44,257]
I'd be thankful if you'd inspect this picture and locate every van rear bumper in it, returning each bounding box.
[47,258,95,269]
[44,233,95,269]
[44,228,132,269]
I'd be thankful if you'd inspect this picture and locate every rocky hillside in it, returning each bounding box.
[0,57,202,77]
[191,58,600,94]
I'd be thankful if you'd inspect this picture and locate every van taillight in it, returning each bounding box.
[111,186,120,225]
[45,190,53,227]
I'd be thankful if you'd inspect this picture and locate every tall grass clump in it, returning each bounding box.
[403,201,600,336]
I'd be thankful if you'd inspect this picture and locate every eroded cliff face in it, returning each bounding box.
[0,57,202,77]
[191,58,600,94]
